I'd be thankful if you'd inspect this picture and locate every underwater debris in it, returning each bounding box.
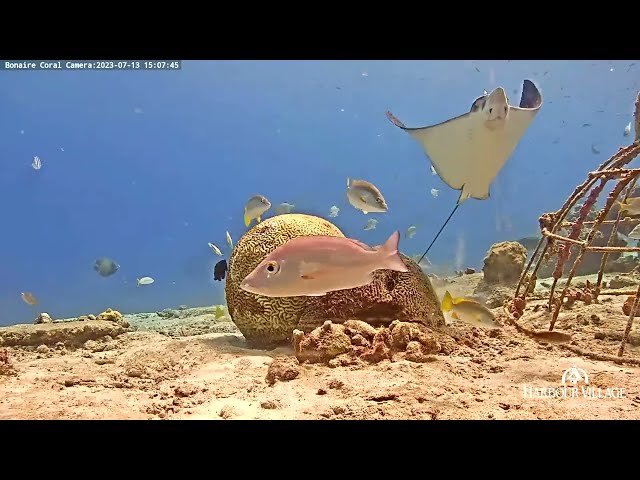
[506,90,640,363]
[292,319,455,366]
[623,295,637,316]
[265,356,300,386]
[0,319,128,348]
[635,91,640,142]
[0,348,17,376]
[482,242,528,285]
[34,312,53,324]
[96,308,129,328]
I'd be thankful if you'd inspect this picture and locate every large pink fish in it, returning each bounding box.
[239,230,409,297]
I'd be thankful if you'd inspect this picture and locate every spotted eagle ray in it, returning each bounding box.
[386,79,543,264]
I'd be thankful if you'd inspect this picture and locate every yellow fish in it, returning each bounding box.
[441,290,502,329]
[244,195,271,227]
[346,177,388,214]
[615,197,640,217]
[214,305,226,320]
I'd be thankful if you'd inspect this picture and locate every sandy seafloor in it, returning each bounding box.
[1,272,640,420]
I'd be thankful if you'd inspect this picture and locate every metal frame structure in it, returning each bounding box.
[505,92,640,362]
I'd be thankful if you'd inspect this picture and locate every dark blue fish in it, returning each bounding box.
[94,257,119,277]
[214,259,227,281]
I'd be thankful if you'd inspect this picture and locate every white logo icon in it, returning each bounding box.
[561,366,589,385]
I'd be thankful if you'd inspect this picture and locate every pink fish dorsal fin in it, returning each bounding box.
[347,238,374,251]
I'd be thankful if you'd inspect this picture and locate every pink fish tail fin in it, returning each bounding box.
[379,230,409,273]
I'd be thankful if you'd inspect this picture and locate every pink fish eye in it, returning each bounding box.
[265,261,280,274]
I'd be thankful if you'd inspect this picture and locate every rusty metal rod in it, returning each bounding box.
[618,282,640,356]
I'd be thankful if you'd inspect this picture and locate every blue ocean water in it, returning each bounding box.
[0,60,637,325]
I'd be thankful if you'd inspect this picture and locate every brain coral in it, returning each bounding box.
[225,213,444,348]
[225,214,344,347]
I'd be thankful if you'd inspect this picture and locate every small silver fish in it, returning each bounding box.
[624,122,631,137]
[346,178,388,214]
[244,195,271,227]
[275,202,295,215]
[226,231,233,250]
[240,230,408,297]
[430,165,437,176]
[406,225,417,239]
[364,218,378,231]
[430,188,439,198]
[208,243,223,256]
[32,156,41,170]
[329,205,340,217]
[441,291,502,329]
[137,276,154,286]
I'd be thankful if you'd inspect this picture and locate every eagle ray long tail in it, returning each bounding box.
[417,203,460,265]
